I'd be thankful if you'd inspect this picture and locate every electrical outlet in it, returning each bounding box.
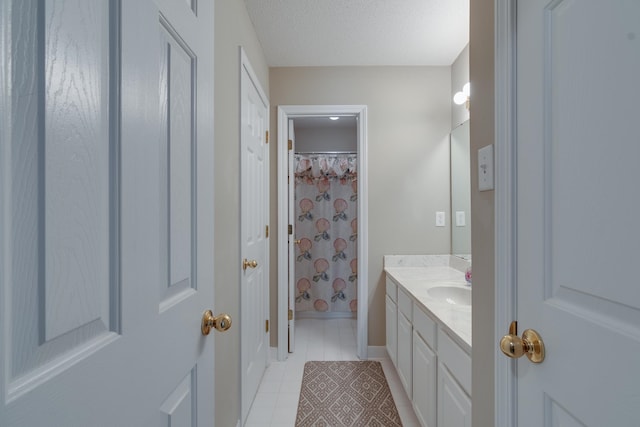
[436,211,446,227]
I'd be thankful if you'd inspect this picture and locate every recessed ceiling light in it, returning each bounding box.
[329,116,339,121]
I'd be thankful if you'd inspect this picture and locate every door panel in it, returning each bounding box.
[159,18,197,310]
[0,1,215,425]
[516,0,640,425]
[6,0,117,392]
[240,55,269,423]
[160,368,197,426]
[43,0,112,342]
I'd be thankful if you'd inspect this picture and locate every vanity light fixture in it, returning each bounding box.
[453,82,471,110]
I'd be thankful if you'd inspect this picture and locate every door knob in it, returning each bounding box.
[499,321,545,363]
[294,239,301,245]
[242,259,258,270]
[201,310,232,335]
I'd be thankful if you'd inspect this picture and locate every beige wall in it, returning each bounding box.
[214,2,269,426]
[470,0,495,425]
[269,67,452,347]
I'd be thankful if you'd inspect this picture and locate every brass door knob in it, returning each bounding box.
[499,321,545,363]
[294,239,301,245]
[201,310,232,335]
[242,259,258,270]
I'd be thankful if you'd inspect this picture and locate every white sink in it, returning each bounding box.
[427,286,471,306]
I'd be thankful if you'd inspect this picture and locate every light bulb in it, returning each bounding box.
[329,116,339,121]
[462,82,471,97]
[453,92,467,105]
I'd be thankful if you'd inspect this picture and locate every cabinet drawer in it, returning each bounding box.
[413,303,437,350]
[397,288,412,321]
[385,276,397,302]
[437,328,471,396]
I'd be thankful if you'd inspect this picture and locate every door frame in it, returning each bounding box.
[276,105,368,361]
[494,0,517,425]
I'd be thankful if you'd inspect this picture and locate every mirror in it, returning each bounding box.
[450,120,471,259]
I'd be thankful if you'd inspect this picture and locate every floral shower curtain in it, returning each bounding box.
[294,153,358,315]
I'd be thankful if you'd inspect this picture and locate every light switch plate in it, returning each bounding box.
[456,211,466,226]
[436,211,446,227]
[478,144,494,191]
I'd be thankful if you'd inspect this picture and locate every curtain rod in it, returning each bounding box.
[295,151,357,155]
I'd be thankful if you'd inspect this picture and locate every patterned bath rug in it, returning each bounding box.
[295,361,403,426]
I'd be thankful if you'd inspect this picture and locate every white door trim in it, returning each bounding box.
[494,0,517,425]
[277,105,368,361]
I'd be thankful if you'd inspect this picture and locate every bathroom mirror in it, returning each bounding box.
[450,120,471,259]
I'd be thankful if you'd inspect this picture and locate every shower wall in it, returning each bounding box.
[295,121,357,152]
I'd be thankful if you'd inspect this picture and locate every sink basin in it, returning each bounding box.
[427,286,471,306]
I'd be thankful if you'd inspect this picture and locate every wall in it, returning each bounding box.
[469,0,495,425]
[269,67,451,347]
[214,2,269,426]
[295,124,357,152]
[451,44,470,128]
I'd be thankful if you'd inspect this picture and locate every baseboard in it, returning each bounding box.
[366,346,389,359]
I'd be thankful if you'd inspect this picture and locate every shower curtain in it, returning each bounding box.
[294,153,358,315]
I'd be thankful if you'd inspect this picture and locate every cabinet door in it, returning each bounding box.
[397,312,413,399]
[438,362,471,427]
[413,331,436,427]
[385,294,398,367]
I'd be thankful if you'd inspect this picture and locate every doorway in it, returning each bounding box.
[277,105,368,361]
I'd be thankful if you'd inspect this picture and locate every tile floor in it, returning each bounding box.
[244,317,421,426]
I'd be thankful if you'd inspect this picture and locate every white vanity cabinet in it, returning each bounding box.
[397,288,413,399]
[384,269,471,427]
[385,278,398,367]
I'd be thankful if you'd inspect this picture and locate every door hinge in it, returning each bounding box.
[265,225,269,238]
[288,224,293,235]
[265,319,269,333]
[288,309,293,321]
[265,130,269,144]
[288,139,292,150]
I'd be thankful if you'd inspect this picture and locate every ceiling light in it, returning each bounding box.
[329,116,340,121]
[454,82,471,110]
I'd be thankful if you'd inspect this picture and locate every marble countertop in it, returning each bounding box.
[384,256,472,353]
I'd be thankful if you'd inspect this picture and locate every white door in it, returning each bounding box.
[240,51,269,424]
[512,1,640,425]
[287,118,296,353]
[0,0,216,426]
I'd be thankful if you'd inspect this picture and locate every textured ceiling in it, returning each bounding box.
[243,0,469,67]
